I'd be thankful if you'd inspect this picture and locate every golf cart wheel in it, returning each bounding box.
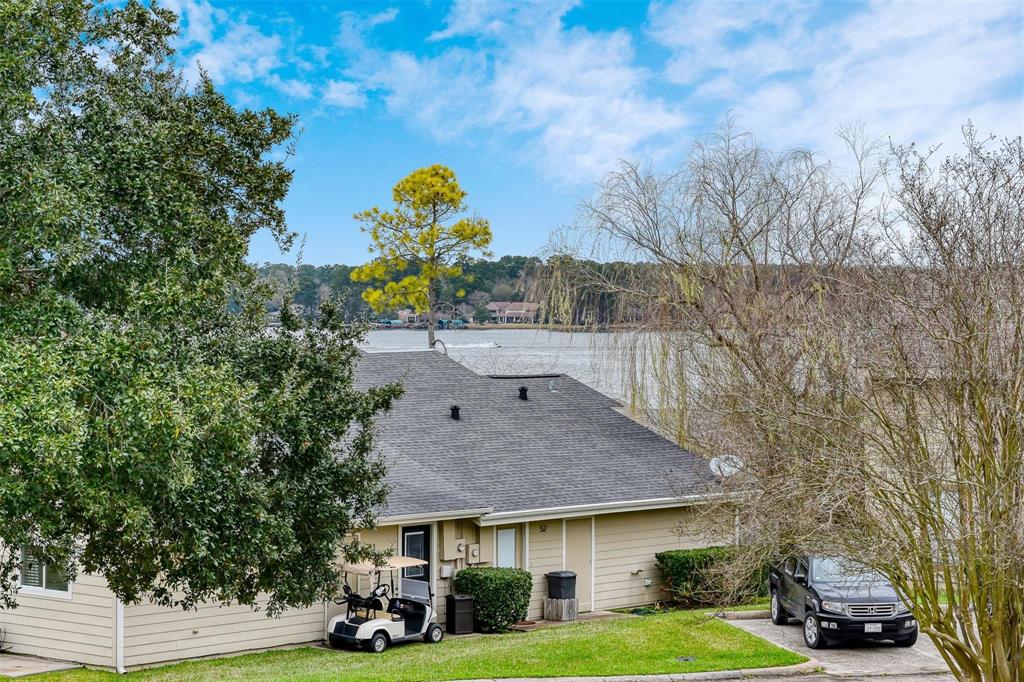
[802,614,828,649]
[895,629,918,647]
[425,624,444,644]
[770,590,789,625]
[369,631,388,654]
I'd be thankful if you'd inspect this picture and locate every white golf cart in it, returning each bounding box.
[327,555,444,653]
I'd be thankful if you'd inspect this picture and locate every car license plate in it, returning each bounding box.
[864,623,882,633]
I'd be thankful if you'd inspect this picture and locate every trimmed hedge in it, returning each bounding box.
[453,567,532,632]
[656,546,767,606]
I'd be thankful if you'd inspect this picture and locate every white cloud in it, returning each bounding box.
[649,0,1024,155]
[337,1,686,183]
[427,0,576,41]
[186,22,281,85]
[648,0,811,85]
[164,0,314,100]
[163,0,223,47]
[164,0,1022,183]
[267,75,314,100]
[322,80,367,109]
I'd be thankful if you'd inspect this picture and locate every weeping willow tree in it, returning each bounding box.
[541,121,1024,682]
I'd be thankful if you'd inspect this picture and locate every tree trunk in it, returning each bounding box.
[427,284,436,348]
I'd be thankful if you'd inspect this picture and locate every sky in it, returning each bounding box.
[161,0,1024,266]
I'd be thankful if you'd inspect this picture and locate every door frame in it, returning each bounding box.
[399,524,435,599]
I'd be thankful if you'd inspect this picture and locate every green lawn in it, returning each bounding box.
[710,599,771,613]
[32,610,804,682]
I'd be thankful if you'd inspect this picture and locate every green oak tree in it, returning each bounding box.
[351,164,492,347]
[0,0,399,615]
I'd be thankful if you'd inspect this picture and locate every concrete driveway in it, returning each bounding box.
[728,617,953,679]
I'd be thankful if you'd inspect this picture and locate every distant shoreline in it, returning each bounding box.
[374,323,623,333]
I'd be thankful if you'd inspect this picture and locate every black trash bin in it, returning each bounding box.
[546,571,577,599]
[445,593,474,635]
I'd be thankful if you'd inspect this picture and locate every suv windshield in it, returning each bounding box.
[812,557,885,584]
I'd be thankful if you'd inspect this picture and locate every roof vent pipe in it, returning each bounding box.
[518,386,528,401]
[450,405,460,420]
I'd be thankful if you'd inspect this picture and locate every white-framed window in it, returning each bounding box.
[19,547,72,599]
[496,528,517,568]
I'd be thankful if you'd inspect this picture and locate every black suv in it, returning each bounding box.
[769,556,918,649]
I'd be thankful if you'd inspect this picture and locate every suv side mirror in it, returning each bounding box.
[794,574,807,585]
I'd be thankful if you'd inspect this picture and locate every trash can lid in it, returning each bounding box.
[447,593,474,600]
[546,570,577,578]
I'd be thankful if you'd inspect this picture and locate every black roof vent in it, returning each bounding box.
[518,386,528,401]
[450,405,460,420]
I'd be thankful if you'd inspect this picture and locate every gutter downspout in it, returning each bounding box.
[114,596,125,674]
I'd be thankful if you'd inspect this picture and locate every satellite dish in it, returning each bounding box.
[709,455,743,478]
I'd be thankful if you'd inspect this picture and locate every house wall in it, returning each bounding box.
[2,507,706,670]
[0,572,115,668]
[125,524,405,669]
[121,598,324,669]
[592,507,704,610]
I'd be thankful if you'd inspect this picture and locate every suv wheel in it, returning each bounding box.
[803,614,828,649]
[895,629,918,647]
[770,590,789,625]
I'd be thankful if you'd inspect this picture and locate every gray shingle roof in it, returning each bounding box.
[355,351,716,519]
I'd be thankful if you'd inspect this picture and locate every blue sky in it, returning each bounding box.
[162,0,1024,266]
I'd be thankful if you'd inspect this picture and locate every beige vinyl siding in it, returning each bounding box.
[2,573,114,667]
[433,563,451,623]
[435,519,486,624]
[593,507,704,610]
[122,599,324,668]
[526,521,561,620]
[353,525,400,598]
[360,525,400,551]
[120,529,408,670]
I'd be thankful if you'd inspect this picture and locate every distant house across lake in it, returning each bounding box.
[397,309,421,324]
[487,301,540,323]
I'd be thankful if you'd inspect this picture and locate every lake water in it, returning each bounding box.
[361,328,629,400]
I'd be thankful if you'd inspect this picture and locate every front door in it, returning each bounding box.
[401,525,431,597]
[565,518,593,612]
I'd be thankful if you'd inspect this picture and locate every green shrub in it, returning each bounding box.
[655,546,767,606]
[453,567,532,632]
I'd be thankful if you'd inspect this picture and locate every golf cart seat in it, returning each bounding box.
[391,598,427,633]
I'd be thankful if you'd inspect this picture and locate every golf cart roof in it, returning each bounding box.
[344,555,428,575]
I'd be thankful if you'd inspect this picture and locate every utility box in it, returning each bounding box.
[445,594,475,635]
